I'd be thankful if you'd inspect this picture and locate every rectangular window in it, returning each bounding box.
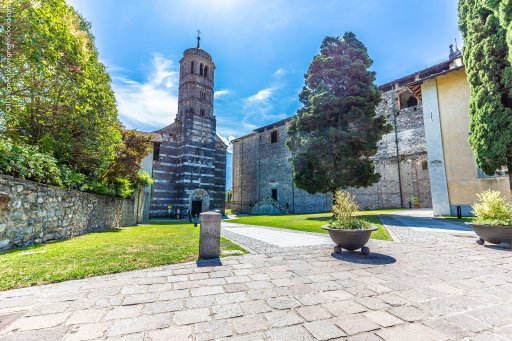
[270,130,278,144]
[271,188,278,201]
[153,142,161,161]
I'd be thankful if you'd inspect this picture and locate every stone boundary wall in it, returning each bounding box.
[0,174,135,250]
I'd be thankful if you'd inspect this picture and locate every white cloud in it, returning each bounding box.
[214,89,232,99]
[217,134,236,153]
[274,68,286,77]
[246,88,273,103]
[111,53,178,130]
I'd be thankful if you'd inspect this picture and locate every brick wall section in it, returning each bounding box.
[232,88,432,214]
[0,175,135,250]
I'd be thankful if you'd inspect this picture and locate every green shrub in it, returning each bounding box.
[113,178,134,199]
[0,138,141,199]
[59,166,87,190]
[472,190,512,226]
[136,171,154,188]
[329,190,370,230]
[0,138,62,186]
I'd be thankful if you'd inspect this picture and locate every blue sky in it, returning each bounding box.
[68,0,461,147]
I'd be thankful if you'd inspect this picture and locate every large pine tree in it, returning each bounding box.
[286,33,390,195]
[459,0,512,189]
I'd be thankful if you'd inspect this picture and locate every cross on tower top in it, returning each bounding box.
[196,29,201,48]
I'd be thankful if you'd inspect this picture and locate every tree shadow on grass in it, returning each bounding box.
[306,216,333,222]
[331,251,396,265]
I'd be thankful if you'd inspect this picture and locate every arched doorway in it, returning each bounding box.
[189,189,210,216]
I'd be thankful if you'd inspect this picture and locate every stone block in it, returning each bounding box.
[199,211,221,259]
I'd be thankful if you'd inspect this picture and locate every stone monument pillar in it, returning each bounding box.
[199,211,221,259]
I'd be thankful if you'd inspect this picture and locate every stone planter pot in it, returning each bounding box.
[322,226,377,255]
[472,224,512,248]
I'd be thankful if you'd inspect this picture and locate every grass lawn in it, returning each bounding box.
[229,209,401,241]
[0,222,246,291]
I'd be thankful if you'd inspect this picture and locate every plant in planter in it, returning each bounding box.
[322,190,377,255]
[411,196,421,208]
[471,190,512,248]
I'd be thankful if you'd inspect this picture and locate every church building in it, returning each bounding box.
[146,38,227,218]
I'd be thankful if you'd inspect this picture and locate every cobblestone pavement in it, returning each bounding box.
[1,233,512,341]
[222,222,333,254]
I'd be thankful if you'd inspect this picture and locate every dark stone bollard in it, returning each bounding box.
[199,211,221,259]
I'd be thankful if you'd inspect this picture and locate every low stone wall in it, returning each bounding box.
[0,174,135,250]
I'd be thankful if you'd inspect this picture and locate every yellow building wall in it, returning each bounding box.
[436,68,510,207]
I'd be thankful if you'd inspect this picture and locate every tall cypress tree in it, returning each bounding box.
[286,33,390,195]
[459,0,512,189]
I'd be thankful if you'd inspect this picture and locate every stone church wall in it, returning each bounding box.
[0,175,135,250]
[349,90,432,209]
[232,88,432,214]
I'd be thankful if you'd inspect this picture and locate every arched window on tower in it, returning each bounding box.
[200,109,205,116]
[200,63,204,76]
[204,66,208,78]
[190,61,195,74]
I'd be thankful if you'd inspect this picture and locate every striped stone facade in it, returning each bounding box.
[149,47,227,218]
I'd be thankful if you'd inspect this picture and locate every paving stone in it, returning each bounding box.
[195,319,234,340]
[145,326,192,341]
[224,283,249,293]
[104,332,144,341]
[295,293,328,306]
[167,275,188,283]
[142,299,183,314]
[320,289,354,301]
[106,313,170,337]
[66,309,106,325]
[173,308,210,325]
[388,305,427,322]
[214,292,249,305]
[185,296,216,309]
[347,332,384,341]
[471,332,509,341]
[104,305,144,320]
[232,315,269,334]
[25,302,71,316]
[303,319,346,340]
[422,317,470,340]
[375,323,443,341]
[263,309,303,327]
[323,300,367,316]
[0,327,67,341]
[267,296,301,310]
[122,293,159,306]
[333,314,380,335]
[190,286,224,297]
[241,300,272,314]
[265,325,314,341]
[246,281,274,289]
[364,310,403,327]
[212,303,244,319]
[63,323,106,340]
[355,297,390,310]
[4,312,70,332]
[295,305,332,321]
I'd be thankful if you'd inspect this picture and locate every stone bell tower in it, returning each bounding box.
[148,33,227,218]
[175,32,215,129]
